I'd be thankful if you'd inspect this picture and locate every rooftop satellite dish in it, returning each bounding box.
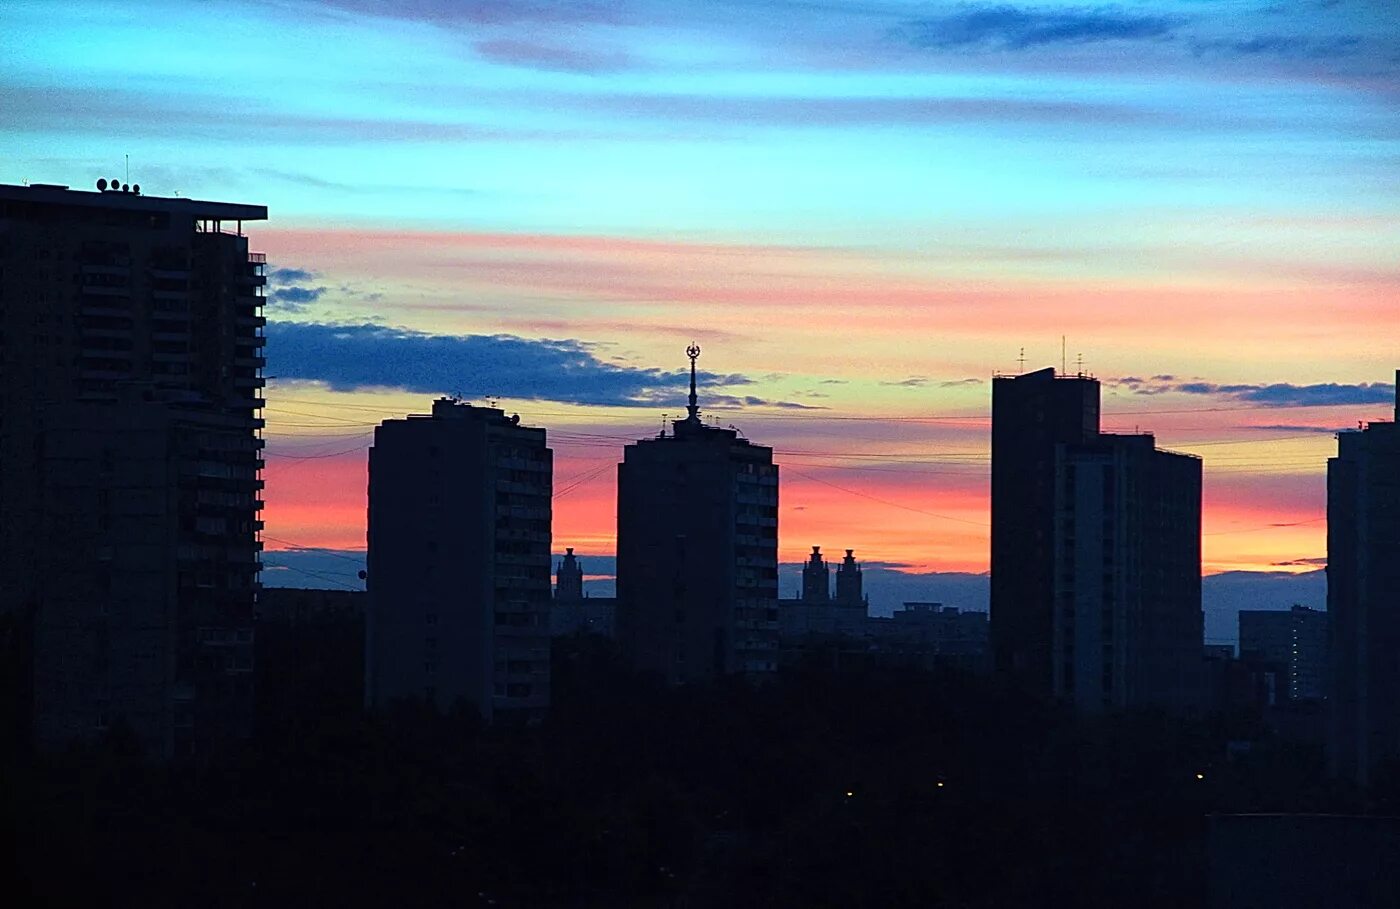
[96,178,108,191]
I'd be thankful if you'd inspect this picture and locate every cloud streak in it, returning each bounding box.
[901,5,1178,51]
[1117,376,1396,407]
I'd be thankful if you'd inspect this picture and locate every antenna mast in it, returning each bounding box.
[1061,336,1067,376]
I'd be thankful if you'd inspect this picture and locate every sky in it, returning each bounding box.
[4,0,1398,584]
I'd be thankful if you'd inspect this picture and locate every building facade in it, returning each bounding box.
[366,398,552,722]
[1239,605,1328,703]
[616,347,779,682]
[1052,433,1202,712]
[0,181,265,757]
[992,366,1203,711]
[1329,375,1400,786]
[990,367,1100,694]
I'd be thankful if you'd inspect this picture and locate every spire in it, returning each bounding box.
[686,343,701,421]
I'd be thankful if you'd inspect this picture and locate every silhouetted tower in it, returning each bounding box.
[835,549,866,609]
[556,547,584,601]
[802,546,830,602]
[366,398,553,722]
[991,367,1100,694]
[616,345,779,682]
[1329,371,1400,786]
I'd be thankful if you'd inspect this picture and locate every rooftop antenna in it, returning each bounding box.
[1061,336,1067,376]
[686,343,701,421]
[1017,347,1026,373]
[661,413,668,437]
[125,153,129,185]
[1077,352,1084,377]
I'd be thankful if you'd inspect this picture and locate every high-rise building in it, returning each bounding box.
[0,181,266,757]
[1053,433,1202,711]
[1329,374,1400,786]
[834,548,866,609]
[551,547,616,638]
[556,547,585,601]
[616,346,779,683]
[990,367,1100,693]
[801,546,831,602]
[1239,605,1328,703]
[365,398,552,722]
[992,366,1202,711]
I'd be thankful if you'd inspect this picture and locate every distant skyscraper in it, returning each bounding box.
[1053,433,1202,711]
[556,547,585,601]
[991,366,1202,711]
[1239,605,1328,702]
[1329,374,1400,786]
[990,367,1100,693]
[365,398,553,722]
[801,546,831,602]
[551,547,616,638]
[1,181,266,757]
[834,548,866,609]
[616,346,779,682]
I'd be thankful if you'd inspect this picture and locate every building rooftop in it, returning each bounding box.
[0,181,266,222]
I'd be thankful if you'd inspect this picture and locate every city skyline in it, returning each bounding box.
[5,0,1398,576]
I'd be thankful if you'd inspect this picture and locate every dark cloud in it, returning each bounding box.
[1249,424,1348,434]
[265,321,822,409]
[1271,557,1329,567]
[265,270,328,312]
[939,378,984,388]
[1113,375,1394,407]
[880,376,929,387]
[1193,35,1362,60]
[269,267,315,283]
[901,5,1178,51]
[267,287,324,305]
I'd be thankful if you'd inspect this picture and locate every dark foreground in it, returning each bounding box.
[6,636,1390,908]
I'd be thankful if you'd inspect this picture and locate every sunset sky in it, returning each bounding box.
[5,0,1398,578]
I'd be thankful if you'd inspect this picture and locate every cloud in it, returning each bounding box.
[1120,378,1396,407]
[265,266,327,312]
[881,376,929,387]
[269,267,315,283]
[272,286,327,304]
[1192,35,1362,60]
[901,5,1178,51]
[1271,557,1328,567]
[265,321,825,409]
[939,378,984,388]
[1249,424,1348,434]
